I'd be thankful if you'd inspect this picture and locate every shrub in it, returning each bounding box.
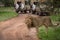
[1,0,14,7]
[38,26,60,40]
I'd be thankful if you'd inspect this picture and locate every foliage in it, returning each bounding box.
[0,7,17,21]
[0,11,17,21]
[0,0,14,7]
[54,0,60,8]
[50,14,60,22]
[38,26,60,40]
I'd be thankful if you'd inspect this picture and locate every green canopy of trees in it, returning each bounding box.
[54,0,60,8]
[0,0,14,7]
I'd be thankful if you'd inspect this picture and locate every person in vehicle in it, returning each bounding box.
[30,2,36,14]
[20,2,25,13]
[14,1,20,14]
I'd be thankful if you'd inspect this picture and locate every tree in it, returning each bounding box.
[0,0,14,7]
[54,0,60,8]
[53,0,60,15]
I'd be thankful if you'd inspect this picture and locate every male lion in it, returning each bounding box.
[25,15,59,31]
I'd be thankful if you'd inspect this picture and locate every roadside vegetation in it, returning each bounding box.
[0,7,18,21]
[38,26,60,40]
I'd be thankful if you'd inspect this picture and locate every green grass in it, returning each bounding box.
[0,11,18,21]
[0,7,18,21]
[38,26,48,40]
[50,15,60,22]
[38,26,60,40]
[0,7,14,11]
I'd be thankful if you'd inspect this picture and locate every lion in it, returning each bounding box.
[25,15,59,32]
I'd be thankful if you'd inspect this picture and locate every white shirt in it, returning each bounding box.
[15,4,19,9]
[21,3,24,9]
[32,4,36,10]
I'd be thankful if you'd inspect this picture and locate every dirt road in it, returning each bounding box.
[0,14,39,40]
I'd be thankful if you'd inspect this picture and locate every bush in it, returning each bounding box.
[0,11,18,21]
[1,0,14,7]
[38,26,60,40]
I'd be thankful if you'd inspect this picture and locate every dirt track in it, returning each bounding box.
[0,14,39,40]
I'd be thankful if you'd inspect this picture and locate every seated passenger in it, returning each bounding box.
[30,2,36,14]
[14,1,20,14]
[20,2,25,13]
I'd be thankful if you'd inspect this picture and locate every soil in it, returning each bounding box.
[0,14,39,40]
